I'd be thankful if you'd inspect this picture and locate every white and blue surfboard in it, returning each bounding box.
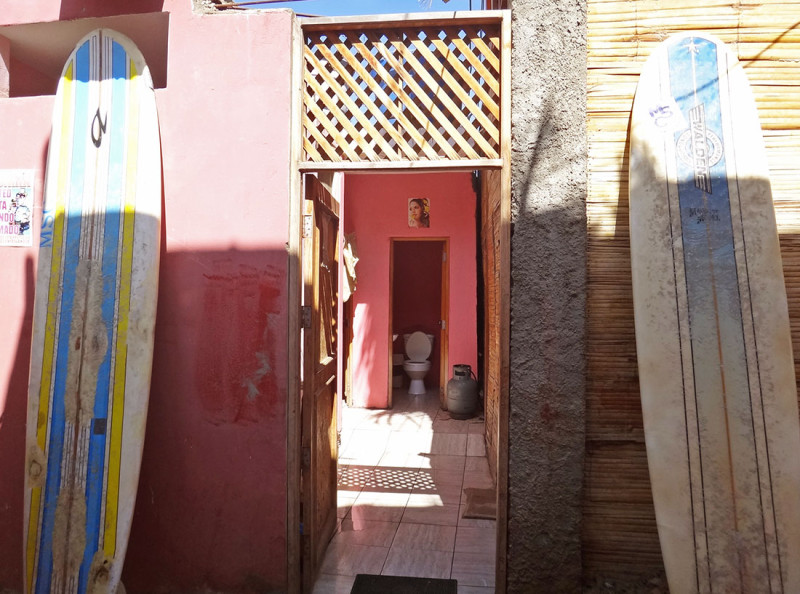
[24,29,161,594]
[630,33,800,593]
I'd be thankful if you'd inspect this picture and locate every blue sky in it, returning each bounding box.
[246,0,481,17]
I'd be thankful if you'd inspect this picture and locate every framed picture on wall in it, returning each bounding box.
[408,198,430,228]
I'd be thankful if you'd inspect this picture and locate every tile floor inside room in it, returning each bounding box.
[313,388,496,594]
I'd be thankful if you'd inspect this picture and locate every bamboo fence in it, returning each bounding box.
[585,0,800,583]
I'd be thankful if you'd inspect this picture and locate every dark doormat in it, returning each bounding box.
[351,574,457,594]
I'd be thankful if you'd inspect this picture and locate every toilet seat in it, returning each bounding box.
[405,331,432,361]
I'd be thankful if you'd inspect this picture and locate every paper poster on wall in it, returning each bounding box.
[408,197,430,228]
[0,170,34,247]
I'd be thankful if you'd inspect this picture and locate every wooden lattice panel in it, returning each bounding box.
[302,20,501,166]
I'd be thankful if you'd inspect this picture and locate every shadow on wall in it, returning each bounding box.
[127,245,292,592]
[508,89,588,592]
[0,240,292,592]
[59,0,165,20]
[0,257,34,591]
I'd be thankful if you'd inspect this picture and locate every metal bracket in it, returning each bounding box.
[302,305,312,329]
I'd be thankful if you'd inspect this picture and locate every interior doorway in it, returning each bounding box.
[389,239,448,408]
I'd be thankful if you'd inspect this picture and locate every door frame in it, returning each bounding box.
[387,238,450,409]
[288,11,511,594]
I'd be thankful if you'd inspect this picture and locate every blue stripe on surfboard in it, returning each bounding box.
[36,39,91,594]
[668,35,763,566]
[79,38,129,591]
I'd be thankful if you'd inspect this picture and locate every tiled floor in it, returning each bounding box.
[313,388,496,594]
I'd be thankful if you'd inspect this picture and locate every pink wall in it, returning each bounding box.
[345,172,478,409]
[0,2,294,591]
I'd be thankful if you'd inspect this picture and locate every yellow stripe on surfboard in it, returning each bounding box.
[104,59,139,557]
[25,60,75,594]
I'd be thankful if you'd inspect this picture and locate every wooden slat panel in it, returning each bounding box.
[482,169,502,483]
[302,20,502,165]
[586,0,800,584]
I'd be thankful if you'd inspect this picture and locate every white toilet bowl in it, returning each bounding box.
[402,332,434,395]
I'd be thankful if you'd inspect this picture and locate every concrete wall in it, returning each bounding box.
[507,0,588,591]
[0,2,295,591]
[344,172,478,409]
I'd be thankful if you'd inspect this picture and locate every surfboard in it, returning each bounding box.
[23,29,161,594]
[630,32,800,593]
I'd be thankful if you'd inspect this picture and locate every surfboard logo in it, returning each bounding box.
[91,108,108,148]
[676,103,723,193]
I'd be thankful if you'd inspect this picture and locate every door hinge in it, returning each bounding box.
[303,214,313,238]
[302,446,311,469]
[442,250,447,262]
[302,305,312,329]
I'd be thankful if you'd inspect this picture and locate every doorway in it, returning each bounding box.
[389,239,448,408]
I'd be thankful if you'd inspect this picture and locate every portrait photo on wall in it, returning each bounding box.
[408,197,430,228]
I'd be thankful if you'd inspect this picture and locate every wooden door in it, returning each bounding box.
[439,241,449,408]
[301,175,339,591]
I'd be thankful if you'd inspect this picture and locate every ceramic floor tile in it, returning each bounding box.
[385,430,435,455]
[337,492,358,519]
[378,451,425,469]
[423,454,467,471]
[337,465,373,492]
[432,417,471,434]
[406,491,449,508]
[319,541,389,576]
[402,502,460,526]
[322,389,497,584]
[349,502,405,523]
[382,547,453,579]
[455,526,497,555]
[350,491,409,523]
[451,551,496,587]
[416,467,465,487]
[468,421,486,435]
[391,522,456,552]
[412,480,463,506]
[458,504,497,528]
[467,432,487,456]
[365,466,419,493]
[312,573,357,594]
[463,469,493,489]
[356,489,411,507]
[333,518,399,548]
[465,456,490,474]
[429,433,468,456]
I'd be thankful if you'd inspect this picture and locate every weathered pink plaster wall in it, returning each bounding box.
[344,172,478,409]
[0,2,294,591]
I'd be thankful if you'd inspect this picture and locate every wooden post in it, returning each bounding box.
[496,10,511,594]
[286,13,304,594]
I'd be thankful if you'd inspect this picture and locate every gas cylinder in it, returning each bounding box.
[446,364,478,419]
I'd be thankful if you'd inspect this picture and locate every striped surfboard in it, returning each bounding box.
[23,29,160,594]
[630,33,800,593]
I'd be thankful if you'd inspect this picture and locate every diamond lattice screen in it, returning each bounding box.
[302,22,501,165]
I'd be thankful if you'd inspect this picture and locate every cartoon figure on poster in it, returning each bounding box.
[408,198,430,228]
[0,171,34,247]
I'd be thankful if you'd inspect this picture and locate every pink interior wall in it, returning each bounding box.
[0,2,294,591]
[344,172,478,409]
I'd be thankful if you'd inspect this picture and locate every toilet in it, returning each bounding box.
[402,331,434,395]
